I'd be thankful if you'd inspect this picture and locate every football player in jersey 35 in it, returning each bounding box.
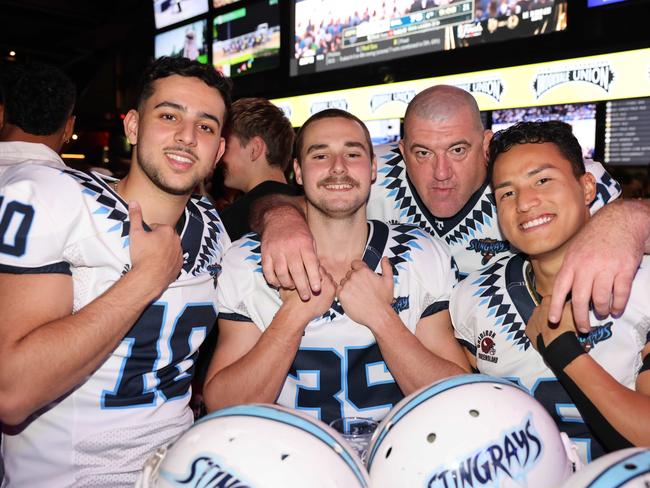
[203,109,469,425]
[0,57,231,487]
[452,121,650,463]
[253,86,650,334]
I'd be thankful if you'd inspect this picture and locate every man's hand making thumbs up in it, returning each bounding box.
[127,201,184,300]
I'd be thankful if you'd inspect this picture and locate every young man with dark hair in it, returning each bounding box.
[219,97,299,240]
[203,109,469,423]
[0,56,231,486]
[0,62,76,176]
[452,121,650,463]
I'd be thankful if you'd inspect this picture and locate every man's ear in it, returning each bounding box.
[249,136,266,162]
[371,155,377,184]
[123,109,140,145]
[214,136,226,169]
[63,115,76,142]
[293,158,303,185]
[580,172,597,207]
[482,129,493,164]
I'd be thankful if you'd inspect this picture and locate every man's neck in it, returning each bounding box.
[243,165,287,193]
[0,125,64,153]
[119,163,189,227]
[307,207,369,283]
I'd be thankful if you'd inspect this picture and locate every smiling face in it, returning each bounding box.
[294,116,376,219]
[399,107,492,219]
[491,142,596,259]
[125,75,226,196]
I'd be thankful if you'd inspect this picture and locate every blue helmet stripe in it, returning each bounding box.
[367,375,524,466]
[200,404,368,486]
[586,450,650,488]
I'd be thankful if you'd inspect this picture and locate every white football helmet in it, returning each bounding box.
[562,448,650,487]
[135,403,370,488]
[367,374,580,488]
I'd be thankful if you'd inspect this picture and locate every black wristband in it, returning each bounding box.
[540,331,586,372]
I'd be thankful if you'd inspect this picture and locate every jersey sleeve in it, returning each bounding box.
[0,165,85,274]
[410,231,457,319]
[585,158,622,214]
[216,240,256,323]
[450,277,479,355]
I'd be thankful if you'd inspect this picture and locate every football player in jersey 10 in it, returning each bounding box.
[452,121,650,463]
[0,57,231,486]
[203,109,469,425]
[253,85,650,335]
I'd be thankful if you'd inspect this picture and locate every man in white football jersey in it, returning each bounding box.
[451,121,650,463]
[254,85,650,333]
[0,57,231,487]
[203,109,469,424]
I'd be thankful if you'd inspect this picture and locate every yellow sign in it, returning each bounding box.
[272,48,650,126]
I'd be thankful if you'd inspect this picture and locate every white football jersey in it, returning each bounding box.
[217,220,456,425]
[368,144,622,279]
[0,165,230,487]
[451,253,650,464]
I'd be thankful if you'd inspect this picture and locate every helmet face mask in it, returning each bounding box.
[367,375,578,488]
[135,404,370,488]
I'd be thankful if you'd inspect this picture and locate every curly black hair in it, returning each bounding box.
[488,120,585,179]
[136,56,232,120]
[2,62,76,136]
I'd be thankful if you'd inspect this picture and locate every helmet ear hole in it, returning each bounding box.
[385,447,392,459]
[426,433,436,443]
[469,409,480,417]
[281,454,290,461]
[624,463,637,470]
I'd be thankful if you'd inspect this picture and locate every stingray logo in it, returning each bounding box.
[477,330,498,363]
[168,456,251,488]
[427,417,543,488]
[533,63,614,99]
[370,90,416,111]
[310,99,349,114]
[466,238,509,265]
[455,79,505,102]
[578,321,613,352]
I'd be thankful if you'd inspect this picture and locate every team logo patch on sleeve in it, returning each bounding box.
[578,321,613,352]
[466,238,510,265]
[477,330,498,364]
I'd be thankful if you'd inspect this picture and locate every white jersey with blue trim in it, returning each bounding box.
[450,253,650,464]
[217,220,456,426]
[0,164,230,487]
[368,144,622,279]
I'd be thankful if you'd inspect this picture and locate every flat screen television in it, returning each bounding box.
[491,103,597,159]
[213,0,243,7]
[155,19,209,64]
[154,0,209,30]
[212,0,281,77]
[603,98,650,165]
[291,0,568,76]
[587,0,629,6]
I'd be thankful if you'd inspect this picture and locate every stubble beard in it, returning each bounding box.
[136,145,199,196]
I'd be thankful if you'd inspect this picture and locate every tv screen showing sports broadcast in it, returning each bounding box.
[154,0,209,30]
[491,103,597,159]
[212,0,280,77]
[291,0,568,76]
[213,0,243,7]
[155,19,209,64]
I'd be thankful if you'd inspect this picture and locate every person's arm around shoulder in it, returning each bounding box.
[550,198,650,331]
[249,193,322,300]
[0,202,182,425]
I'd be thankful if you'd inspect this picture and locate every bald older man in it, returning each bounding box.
[254,85,650,332]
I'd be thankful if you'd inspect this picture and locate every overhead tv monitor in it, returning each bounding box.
[588,0,628,6]
[603,98,650,165]
[291,0,567,76]
[365,118,401,145]
[153,0,209,30]
[155,19,209,64]
[212,0,280,77]
[491,103,597,159]
[213,0,243,7]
